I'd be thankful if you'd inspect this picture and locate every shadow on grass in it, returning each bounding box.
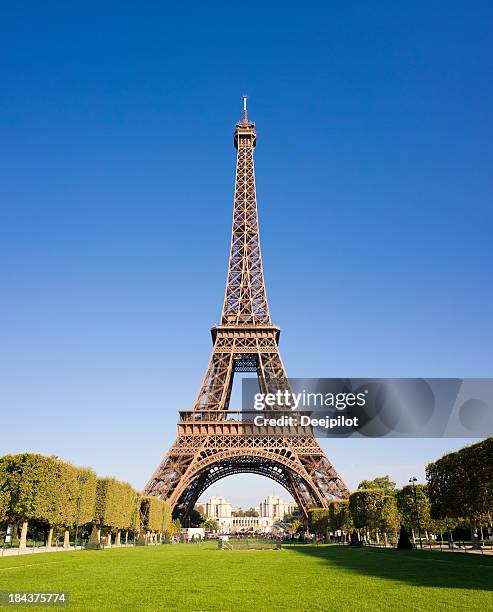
[287,545,493,591]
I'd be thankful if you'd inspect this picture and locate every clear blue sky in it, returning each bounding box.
[2,3,492,507]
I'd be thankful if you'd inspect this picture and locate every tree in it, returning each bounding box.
[171,518,181,536]
[308,508,329,537]
[232,507,259,517]
[0,467,9,524]
[145,497,164,533]
[50,463,96,547]
[139,496,171,542]
[282,510,301,525]
[203,518,219,531]
[349,489,399,542]
[358,476,396,492]
[72,468,97,528]
[0,454,79,548]
[328,500,353,534]
[186,508,205,527]
[427,438,492,523]
[426,438,493,547]
[161,502,172,537]
[379,494,400,536]
[397,484,431,534]
[130,494,142,535]
[94,478,139,545]
[290,520,303,535]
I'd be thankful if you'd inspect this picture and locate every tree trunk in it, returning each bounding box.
[411,528,416,544]
[376,531,380,545]
[63,529,70,549]
[107,533,112,547]
[97,528,101,542]
[19,521,28,549]
[125,531,128,545]
[115,531,121,546]
[47,526,54,548]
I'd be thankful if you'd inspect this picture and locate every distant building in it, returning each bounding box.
[204,496,232,521]
[198,494,296,533]
[258,495,297,520]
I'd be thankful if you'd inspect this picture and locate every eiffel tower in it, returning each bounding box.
[144,98,349,520]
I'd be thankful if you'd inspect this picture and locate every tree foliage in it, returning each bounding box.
[426,438,492,522]
[203,518,219,530]
[232,507,259,517]
[170,518,181,536]
[397,484,432,531]
[308,508,329,536]
[0,467,9,523]
[94,478,139,531]
[0,453,97,529]
[186,508,205,528]
[328,500,353,532]
[74,468,97,526]
[349,489,399,535]
[0,453,174,542]
[140,496,172,533]
[358,476,396,492]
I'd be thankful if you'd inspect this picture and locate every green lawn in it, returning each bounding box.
[0,543,491,611]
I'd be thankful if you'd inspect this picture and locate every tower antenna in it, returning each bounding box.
[242,95,248,123]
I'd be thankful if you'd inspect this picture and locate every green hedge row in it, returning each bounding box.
[308,438,492,538]
[0,453,174,546]
[426,437,492,522]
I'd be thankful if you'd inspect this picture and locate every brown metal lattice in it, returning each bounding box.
[143,99,349,520]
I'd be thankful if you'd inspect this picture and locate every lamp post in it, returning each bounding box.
[74,473,88,550]
[409,477,423,549]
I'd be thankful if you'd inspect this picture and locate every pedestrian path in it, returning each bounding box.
[1,545,84,557]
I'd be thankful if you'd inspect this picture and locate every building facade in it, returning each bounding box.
[198,494,296,533]
[258,495,297,520]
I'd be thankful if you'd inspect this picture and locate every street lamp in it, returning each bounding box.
[74,474,89,550]
[409,477,423,549]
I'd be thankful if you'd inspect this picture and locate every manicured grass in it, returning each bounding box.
[0,543,491,611]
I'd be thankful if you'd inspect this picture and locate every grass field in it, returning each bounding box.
[0,543,491,611]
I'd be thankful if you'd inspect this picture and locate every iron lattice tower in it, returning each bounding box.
[144,98,349,519]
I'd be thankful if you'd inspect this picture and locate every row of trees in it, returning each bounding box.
[0,453,178,548]
[308,476,404,544]
[307,439,492,545]
[307,477,471,545]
